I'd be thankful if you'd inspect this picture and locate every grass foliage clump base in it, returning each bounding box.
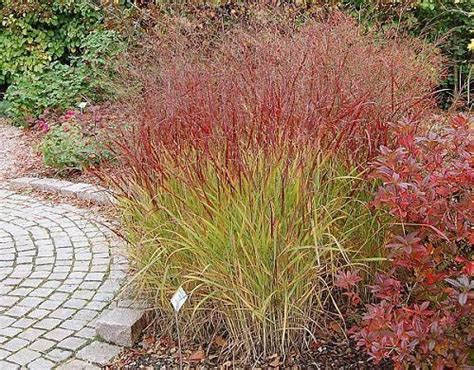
[120,154,387,361]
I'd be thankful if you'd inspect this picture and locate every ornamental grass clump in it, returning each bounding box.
[120,153,387,361]
[107,14,443,363]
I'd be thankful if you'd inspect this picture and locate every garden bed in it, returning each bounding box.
[1,1,472,368]
[108,330,391,369]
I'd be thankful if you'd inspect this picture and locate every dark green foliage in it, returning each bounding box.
[0,0,102,84]
[4,30,121,126]
[5,63,90,126]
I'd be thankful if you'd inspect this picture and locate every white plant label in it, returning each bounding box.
[171,287,188,312]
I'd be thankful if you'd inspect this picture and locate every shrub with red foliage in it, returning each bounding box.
[111,14,441,198]
[351,113,474,368]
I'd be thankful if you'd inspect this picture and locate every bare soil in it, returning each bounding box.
[0,118,104,186]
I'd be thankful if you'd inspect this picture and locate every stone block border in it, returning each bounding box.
[8,177,116,206]
[96,307,153,347]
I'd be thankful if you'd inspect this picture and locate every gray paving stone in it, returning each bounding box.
[6,348,40,366]
[26,357,55,370]
[46,348,72,362]
[0,316,15,328]
[34,318,61,330]
[43,328,74,342]
[0,360,20,370]
[28,339,56,352]
[18,297,44,308]
[3,338,29,352]
[18,328,45,341]
[76,341,122,366]
[27,309,50,319]
[0,349,10,360]
[57,336,87,351]
[2,327,22,338]
[60,319,87,331]
[50,308,76,320]
[57,359,101,370]
[12,317,35,329]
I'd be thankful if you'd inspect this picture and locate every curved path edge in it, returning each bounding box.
[8,178,116,206]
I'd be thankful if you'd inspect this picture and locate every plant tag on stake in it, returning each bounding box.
[171,287,188,312]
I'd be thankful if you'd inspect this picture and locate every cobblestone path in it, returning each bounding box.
[0,188,126,369]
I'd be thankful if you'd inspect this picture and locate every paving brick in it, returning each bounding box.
[3,338,29,352]
[33,318,61,330]
[60,319,87,331]
[18,328,45,341]
[76,327,96,339]
[12,317,35,329]
[49,308,76,320]
[28,339,56,352]
[45,348,72,362]
[0,349,10,360]
[0,316,15,328]
[57,336,87,351]
[6,348,40,366]
[76,341,122,366]
[0,360,19,370]
[43,328,74,342]
[26,357,55,370]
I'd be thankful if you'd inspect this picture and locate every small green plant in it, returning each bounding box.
[0,100,9,117]
[39,124,111,170]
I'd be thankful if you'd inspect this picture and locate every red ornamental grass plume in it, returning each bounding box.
[109,14,442,198]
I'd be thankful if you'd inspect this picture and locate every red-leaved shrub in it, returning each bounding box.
[350,113,473,368]
[112,14,441,198]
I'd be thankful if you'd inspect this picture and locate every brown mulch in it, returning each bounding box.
[0,118,36,181]
[107,330,392,369]
[0,106,121,187]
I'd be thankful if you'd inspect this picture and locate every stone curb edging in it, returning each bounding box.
[8,177,116,206]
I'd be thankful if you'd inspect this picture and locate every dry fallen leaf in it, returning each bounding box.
[213,335,228,347]
[268,354,280,367]
[189,349,206,362]
[142,334,156,349]
[329,321,343,334]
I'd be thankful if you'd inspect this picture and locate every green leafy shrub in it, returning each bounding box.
[0,0,102,84]
[4,30,121,126]
[39,123,111,170]
[5,63,90,126]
